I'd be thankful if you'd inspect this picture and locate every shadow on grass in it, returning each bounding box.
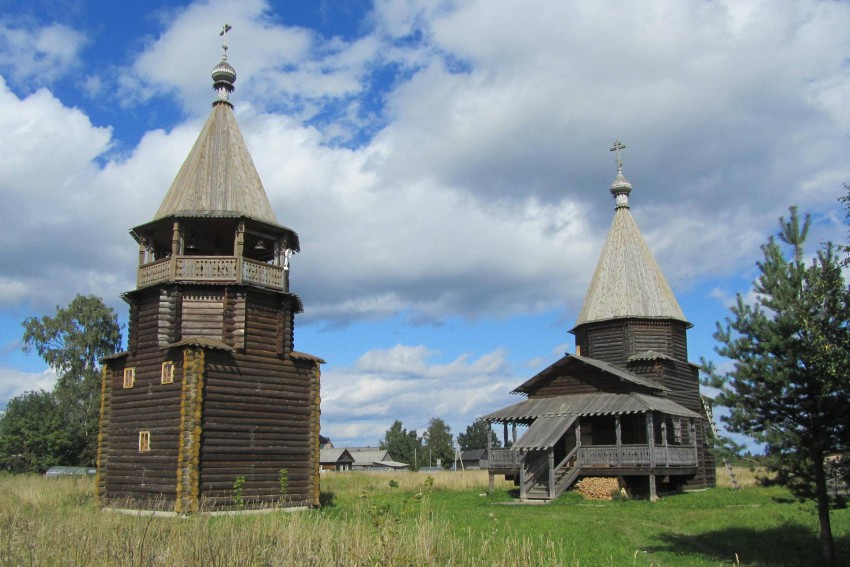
[647,525,850,567]
[319,491,336,508]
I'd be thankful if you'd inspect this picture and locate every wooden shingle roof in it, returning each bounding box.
[154,102,279,225]
[481,392,702,424]
[574,171,687,327]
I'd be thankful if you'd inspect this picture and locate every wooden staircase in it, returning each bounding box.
[521,446,581,501]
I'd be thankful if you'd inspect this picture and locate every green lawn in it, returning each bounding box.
[1,470,847,566]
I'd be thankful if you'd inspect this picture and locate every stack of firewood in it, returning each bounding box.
[574,477,621,500]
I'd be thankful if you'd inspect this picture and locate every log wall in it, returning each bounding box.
[198,290,317,508]
[102,284,321,510]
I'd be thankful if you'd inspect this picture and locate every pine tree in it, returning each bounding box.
[703,207,850,566]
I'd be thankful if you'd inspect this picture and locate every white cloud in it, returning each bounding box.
[0,367,57,407]
[0,21,86,90]
[320,344,517,446]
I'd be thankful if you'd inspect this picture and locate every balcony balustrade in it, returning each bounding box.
[137,255,285,291]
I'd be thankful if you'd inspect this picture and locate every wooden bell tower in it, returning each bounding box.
[97,27,323,512]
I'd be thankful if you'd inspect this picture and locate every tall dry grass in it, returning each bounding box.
[0,472,562,567]
[715,465,770,489]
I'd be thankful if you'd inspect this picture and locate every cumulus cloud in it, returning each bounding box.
[0,367,57,408]
[320,344,518,446]
[0,21,86,90]
[2,1,850,443]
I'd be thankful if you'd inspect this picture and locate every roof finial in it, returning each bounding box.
[608,140,632,208]
[220,23,232,60]
[212,24,237,105]
[610,140,626,171]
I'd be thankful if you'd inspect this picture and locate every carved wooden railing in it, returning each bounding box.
[489,448,521,469]
[176,257,237,280]
[242,258,285,289]
[137,256,285,291]
[579,444,697,467]
[137,258,172,288]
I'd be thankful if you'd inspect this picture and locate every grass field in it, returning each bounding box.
[0,468,847,566]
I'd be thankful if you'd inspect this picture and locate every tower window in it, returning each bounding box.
[161,361,175,384]
[139,431,151,452]
[123,368,136,389]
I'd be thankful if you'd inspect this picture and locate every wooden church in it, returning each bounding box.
[484,143,715,501]
[97,30,324,512]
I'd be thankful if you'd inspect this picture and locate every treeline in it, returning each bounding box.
[379,418,501,470]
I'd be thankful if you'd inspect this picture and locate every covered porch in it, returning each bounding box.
[483,393,702,501]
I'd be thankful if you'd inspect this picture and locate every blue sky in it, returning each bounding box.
[0,0,849,449]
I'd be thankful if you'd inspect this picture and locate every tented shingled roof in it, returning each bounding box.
[154,102,278,225]
[574,194,686,327]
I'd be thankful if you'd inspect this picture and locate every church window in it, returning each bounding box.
[123,367,136,389]
[139,431,151,452]
[161,361,175,384]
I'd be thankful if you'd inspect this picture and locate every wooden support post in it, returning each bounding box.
[512,423,517,445]
[647,413,656,468]
[690,418,698,465]
[171,222,180,256]
[170,222,180,278]
[615,415,623,467]
[575,419,582,464]
[503,422,509,447]
[519,451,527,500]
[548,449,555,498]
[487,431,494,494]
[235,222,245,284]
[649,474,657,503]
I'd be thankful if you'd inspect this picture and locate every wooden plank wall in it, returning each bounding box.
[530,364,650,397]
[181,290,224,340]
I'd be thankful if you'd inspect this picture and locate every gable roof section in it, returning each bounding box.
[346,448,392,467]
[512,353,668,396]
[154,103,279,225]
[481,392,701,423]
[574,203,687,327]
[320,448,354,464]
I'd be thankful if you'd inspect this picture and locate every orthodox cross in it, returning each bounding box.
[610,140,626,170]
[220,23,232,59]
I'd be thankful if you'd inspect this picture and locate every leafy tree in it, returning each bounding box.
[379,420,422,469]
[424,418,454,469]
[702,208,850,566]
[0,390,70,472]
[19,294,122,466]
[457,419,500,451]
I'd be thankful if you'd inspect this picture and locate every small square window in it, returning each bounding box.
[123,368,136,389]
[139,431,151,452]
[161,361,175,384]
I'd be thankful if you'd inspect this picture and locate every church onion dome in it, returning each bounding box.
[212,59,236,84]
[573,141,688,329]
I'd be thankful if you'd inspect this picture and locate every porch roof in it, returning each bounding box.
[513,415,578,450]
[481,392,701,423]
